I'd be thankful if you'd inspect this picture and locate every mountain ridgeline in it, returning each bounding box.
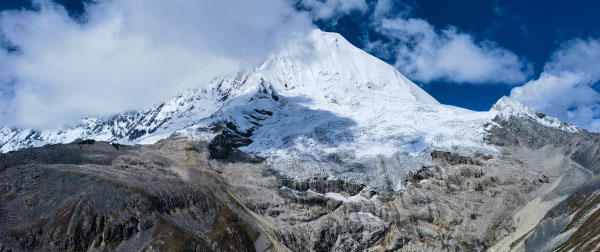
[1,30,599,251]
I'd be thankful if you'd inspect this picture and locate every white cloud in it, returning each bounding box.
[370,17,532,84]
[363,0,532,85]
[298,0,368,20]
[0,0,314,129]
[510,38,600,131]
[544,38,600,80]
[372,0,412,19]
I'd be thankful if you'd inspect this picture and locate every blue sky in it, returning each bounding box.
[0,0,599,131]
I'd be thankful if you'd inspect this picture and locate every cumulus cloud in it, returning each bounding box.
[510,38,600,131]
[298,0,368,21]
[0,0,313,129]
[366,0,532,84]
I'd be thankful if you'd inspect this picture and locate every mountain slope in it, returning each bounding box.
[1,29,599,252]
[2,120,599,252]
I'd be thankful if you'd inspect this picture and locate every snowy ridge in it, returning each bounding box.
[491,96,581,133]
[0,83,227,152]
[0,69,258,152]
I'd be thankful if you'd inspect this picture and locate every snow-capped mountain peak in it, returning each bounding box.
[257,30,439,105]
[0,29,441,151]
[491,96,581,133]
[0,29,582,191]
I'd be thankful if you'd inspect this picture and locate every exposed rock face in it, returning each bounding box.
[0,141,256,252]
[486,112,600,174]
[483,114,600,252]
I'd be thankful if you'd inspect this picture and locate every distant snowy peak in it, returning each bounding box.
[491,96,581,133]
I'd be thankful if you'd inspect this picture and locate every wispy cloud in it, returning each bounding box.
[0,0,314,129]
[366,0,532,84]
[510,38,600,131]
[492,0,505,16]
[519,23,529,38]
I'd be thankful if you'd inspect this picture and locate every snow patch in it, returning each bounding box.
[324,192,366,202]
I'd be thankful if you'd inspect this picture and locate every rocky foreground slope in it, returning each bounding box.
[1,109,599,251]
